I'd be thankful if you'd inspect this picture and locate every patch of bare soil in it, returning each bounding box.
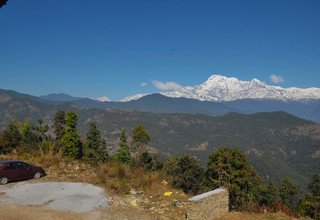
[0,204,158,220]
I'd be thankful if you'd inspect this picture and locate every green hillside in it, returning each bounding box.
[0,89,319,188]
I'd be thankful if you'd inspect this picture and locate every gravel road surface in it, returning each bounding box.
[0,182,110,213]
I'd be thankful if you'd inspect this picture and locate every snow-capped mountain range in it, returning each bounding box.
[95,96,111,102]
[122,75,320,102]
[119,93,149,102]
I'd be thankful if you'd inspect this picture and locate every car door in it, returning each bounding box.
[21,162,34,179]
[16,162,32,179]
[2,163,19,180]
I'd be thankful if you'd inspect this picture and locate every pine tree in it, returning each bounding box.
[54,110,66,153]
[114,128,131,164]
[60,112,82,159]
[54,110,66,142]
[83,121,108,163]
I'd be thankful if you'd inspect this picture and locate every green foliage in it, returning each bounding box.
[114,128,131,164]
[279,176,300,209]
[83,121,108,163]
[255,183,281,207]
[0,121,22,153]
[54,110,66,150]
[163,154,204,194]
[114,145,131,164]
[0,119,51,154]
[134,151,163,171]
[131,124,150,152]
[205,147,261,210]
[298,174,320,219]
[119,128,128,148]
[32,119,49,142]
[308,174,320,197]
[60,112,82,159]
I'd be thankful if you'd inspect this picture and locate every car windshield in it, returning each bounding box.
[0,162,7,167]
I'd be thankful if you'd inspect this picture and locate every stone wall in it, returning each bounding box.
[185,188,229,220]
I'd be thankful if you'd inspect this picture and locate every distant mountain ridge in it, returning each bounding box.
[40,93,82,103]
[42,93,320,123]
[2,88,319,123]
[0,88,319,189]
[124,75,320,102]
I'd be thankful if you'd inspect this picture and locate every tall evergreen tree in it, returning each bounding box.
[54,110,66,142]
[119,128,128,147]
[114,128,131,164]
[83,121,108,163]
[60,112,82,159]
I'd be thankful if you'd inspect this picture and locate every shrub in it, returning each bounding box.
[163,154,204,194]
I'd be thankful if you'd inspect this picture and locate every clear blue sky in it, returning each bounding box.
[0,0,319,100]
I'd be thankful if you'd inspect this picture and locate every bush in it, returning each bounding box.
[163,154,204,194]
[134,151,163,171]
[113,145,131,164]
[205,147,261,211]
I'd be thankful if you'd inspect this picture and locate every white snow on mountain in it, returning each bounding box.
[121,75,320,102]
[162,75,320,101]
[119,93,149,102]
[95,96,111,102]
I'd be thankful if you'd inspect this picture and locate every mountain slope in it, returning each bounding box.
[67,94,320,123]
[40,93,83,103]
[0,89,319,188]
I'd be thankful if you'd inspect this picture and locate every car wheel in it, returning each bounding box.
[34,172,41,179]
[0,177,8,185]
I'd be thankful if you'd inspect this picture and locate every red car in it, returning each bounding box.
[0,160,46,185]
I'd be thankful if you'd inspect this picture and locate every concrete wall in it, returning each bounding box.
[186,188,229,220]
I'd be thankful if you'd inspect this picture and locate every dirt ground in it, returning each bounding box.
[0,204,158,220]
[0,204,307,220]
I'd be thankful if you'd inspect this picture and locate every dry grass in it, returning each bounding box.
[1,152,310,220]
[217,212,311,220]
[95,160,172,195]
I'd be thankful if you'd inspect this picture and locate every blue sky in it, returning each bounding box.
[0,0,319,100]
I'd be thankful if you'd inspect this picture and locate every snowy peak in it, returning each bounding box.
[95,96,111,102]
[120,75,320,102]
[162,74,320,101]
[119,93,149,102]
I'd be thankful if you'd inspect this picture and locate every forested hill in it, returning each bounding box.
[0,88,319,188]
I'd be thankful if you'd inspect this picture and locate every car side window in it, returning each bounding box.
[16,163,25,169]
[22,163,31,169]
[4,163,17,170]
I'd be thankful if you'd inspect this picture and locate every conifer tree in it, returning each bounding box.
[60,112,82,158]
[83,121,108,163]
[114,128,131,164]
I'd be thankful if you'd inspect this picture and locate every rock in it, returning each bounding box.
[161,180,168,185]
[174,200,183,207]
